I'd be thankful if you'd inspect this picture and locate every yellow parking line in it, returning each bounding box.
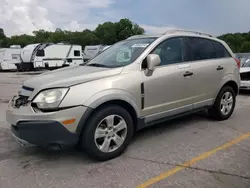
[137,132,250,188]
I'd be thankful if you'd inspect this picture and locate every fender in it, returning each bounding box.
[84,89,141,117]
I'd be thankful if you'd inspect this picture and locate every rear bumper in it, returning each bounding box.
[11,121,79,148]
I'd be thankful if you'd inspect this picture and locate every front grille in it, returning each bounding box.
[13,95,29,108]
[240,72,250,81]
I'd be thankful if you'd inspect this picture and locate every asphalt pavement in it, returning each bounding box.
[0,72,250,188]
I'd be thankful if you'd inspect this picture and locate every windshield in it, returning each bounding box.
[85,37,157,68]
[242,59,250,67]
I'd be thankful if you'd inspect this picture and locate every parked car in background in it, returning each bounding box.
[240,58,250,89]
[6,29,240,161]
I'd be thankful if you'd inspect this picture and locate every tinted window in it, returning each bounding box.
[187,37,216,61]
[213,41,231,58]
[74,50,80,56]
[67,58,72,63]
[151,37,185,66]
[36,50,45,57]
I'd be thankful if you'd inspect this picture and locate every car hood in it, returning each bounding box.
[240,67,250,73]
[23,65,123,90]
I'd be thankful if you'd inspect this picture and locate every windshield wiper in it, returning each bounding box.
[86,63,109,68]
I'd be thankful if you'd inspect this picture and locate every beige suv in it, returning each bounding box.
[6,29,240,161]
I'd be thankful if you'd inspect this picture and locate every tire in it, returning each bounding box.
[208,86,236,121]
[81,105,134,161]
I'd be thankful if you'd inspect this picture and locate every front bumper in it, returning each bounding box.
[6,105,87,132]
[240,80,250,89]
[11,121,78,148]
[6,104,90,148]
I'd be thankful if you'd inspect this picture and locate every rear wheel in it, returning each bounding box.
[208,86,236,121]
[81,105,134,161]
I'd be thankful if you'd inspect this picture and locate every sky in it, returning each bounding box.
[0,0,249,37]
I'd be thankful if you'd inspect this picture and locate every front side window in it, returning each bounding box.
[187,37,216,61]
[151,37,185,66]
[86,38,157,68]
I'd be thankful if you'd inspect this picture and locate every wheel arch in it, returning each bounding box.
[216,74,239,96]
[76,89,140,134]
[93,100,138,130]
[213,79,239,106]
[222,81,239,96]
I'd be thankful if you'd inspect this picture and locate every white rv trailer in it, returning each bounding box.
[0,45,22,71]
[19,43,83,71]
[34,44,83,70]
[83,45,110,62]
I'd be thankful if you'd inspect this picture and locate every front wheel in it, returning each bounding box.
[81,105,134,161]
[208,86,236,121]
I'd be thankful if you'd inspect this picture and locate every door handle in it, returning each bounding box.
[217,66,224,70]
[183,71,193,77]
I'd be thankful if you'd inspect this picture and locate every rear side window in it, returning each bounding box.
[212,41,231,58]
[187,37,216,61]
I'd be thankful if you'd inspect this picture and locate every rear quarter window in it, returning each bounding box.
[212,41,231,58]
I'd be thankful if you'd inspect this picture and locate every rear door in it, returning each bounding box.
[186,37,222,108]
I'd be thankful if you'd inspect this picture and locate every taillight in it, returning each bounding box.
[234,57,241,68]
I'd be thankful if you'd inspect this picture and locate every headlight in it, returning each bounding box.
[33,88,69,109]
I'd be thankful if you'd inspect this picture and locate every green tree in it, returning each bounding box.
[9,34,35,47]
[0,28,6,47]
[48,30,68,43]
[115,18,145,41]
[0,28,5,39]
[218,32,250,53]
[95,22,117,45]
[33,30,51,43]
[240,41,250,53]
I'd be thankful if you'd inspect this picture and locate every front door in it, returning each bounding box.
[142,37,194,123]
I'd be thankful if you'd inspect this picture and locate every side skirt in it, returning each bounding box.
[136,107,207,130]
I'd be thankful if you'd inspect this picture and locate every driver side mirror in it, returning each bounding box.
[147,54,161,71]
[144,54,161,76]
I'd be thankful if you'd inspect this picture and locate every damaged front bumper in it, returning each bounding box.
[240,80,250,89]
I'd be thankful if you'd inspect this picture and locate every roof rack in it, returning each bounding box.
[126,35,145,40]
[163,29,212,37]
